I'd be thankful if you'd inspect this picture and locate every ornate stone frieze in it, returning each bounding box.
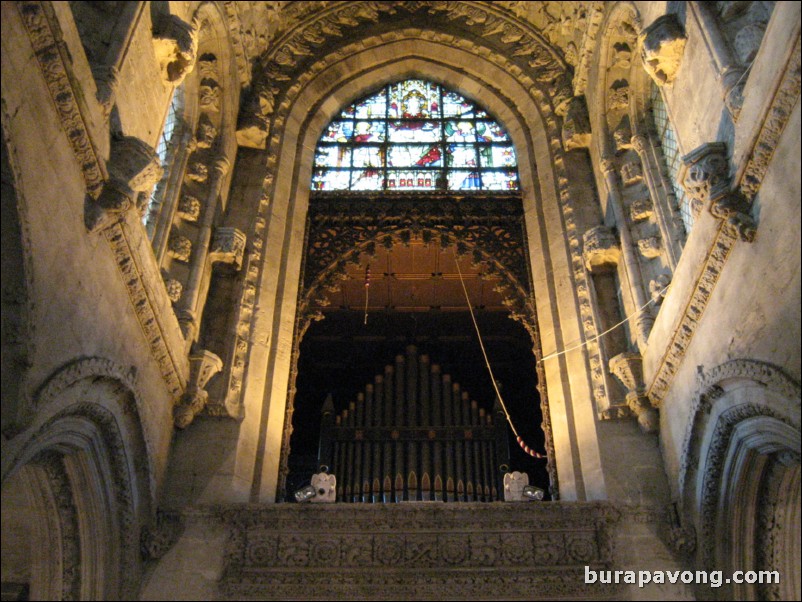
[174,350,224,428]
[177,194,201,222]
[89,136,163,232]
[637,236,662,259]
[638,14,687,86]
[152,14,198,84]
[217,502,620,599]
[680,142,756,242]
[210,227,247,270]
[168,233,192,263]
[582,225,620,272]
[609,351,658,433]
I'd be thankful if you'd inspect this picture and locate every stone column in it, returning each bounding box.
[689,2,748,120]
[599,157,654,349]
[179,156,231,344]
[631,132,683,269]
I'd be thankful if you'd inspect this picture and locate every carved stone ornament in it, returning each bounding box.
[163,278,183,304]
[167,232,192,262]
[503,471,530,502]
[309,472,337,503]
[88,136,163,232]
[607,80,630,111]
[199,83,221,112]
[210,227,247,270]
[177,195,201,222]
[561,96,591,150]
[173,349,223,428]
[612,117,633,152]
[639,14,687,86]
[582,226,620,272]
[152,14,198,84]
[637,236,662,259]
[649,274,671,304]
[186,162,208,183]
[609,352,658,433]
[620,161,643,186]
[630,198,653,222]
[194,115,218,149]
[680,142,757,241]
[197,54,218,79]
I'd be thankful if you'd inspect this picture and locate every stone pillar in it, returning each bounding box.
[688,2,748,120]
[178,157,231,344]
[599,157,654,349]
[608,351,658,433]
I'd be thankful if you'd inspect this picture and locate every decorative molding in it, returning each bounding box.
[104,224,185,399]
[174,349,224,428]
[638,14,687,86]
[215,502,620,599]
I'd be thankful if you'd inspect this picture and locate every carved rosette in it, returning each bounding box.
[167,233,192,262]
[680,142,756,241]
[638,14,687,86]
[177,195,201,222]
[87,136,163,231]
[174,349,223,428]
[152,14,198,84]
[210,227,247,270]
[582,226,620,272]
[163,278,183,304]
[609,351,659,433]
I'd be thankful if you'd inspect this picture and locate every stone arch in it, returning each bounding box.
[232,24,606,503]
[1,358,154,600]
[680,359,801,600]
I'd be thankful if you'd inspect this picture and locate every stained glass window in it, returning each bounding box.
[650,84,691,233]
[313,80,519,191]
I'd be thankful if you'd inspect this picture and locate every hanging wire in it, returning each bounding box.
[537,283,670,365]
[453,251,546,460]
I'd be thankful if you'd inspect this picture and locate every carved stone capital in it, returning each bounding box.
[609,351,658,433]
[152,14,198,84]
[639,14,687,86]
[561,97,591,150]
[681,142,756,241]
[210,227,247,270]
[87,137,163,232]
[582,226,620,272]
[167,233,192,262]
[174,349,223,428]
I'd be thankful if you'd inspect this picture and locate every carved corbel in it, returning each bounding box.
[561,97,591,150]
[582,226,620,272]
[86,136,163,232]
[680,142,756,241]
[91,65,120,117]
[639,14,687,86]
[236,83,277,149]
[173,349,223,428]
[609,351,659,433]
[209,227,247,270]
[152,14,198,85]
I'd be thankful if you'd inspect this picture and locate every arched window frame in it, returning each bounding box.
[311,79,520,192]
